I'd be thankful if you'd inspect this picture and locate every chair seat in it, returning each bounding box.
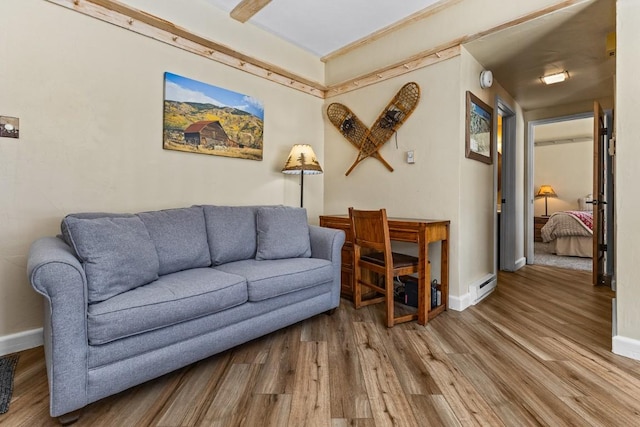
[361,251,419,268]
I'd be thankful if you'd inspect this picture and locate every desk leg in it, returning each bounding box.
[418,226,429,325]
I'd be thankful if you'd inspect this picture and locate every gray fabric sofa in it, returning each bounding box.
[26,205,345,419]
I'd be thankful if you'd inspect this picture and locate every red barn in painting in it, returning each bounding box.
[183,120,232,148]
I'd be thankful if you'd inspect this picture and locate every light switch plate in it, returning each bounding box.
[0,116,19,139]
[406,150,415,164]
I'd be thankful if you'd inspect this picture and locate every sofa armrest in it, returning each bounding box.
[27,237,89,417]
[309,225,345,262]
[309,226,345,308]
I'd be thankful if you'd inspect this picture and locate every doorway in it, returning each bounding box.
[526,110,614,287]
[528,114,594,270]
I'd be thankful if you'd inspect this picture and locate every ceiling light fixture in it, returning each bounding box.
[540,71,570,85]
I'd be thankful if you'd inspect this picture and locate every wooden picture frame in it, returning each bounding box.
[465,91,493,164]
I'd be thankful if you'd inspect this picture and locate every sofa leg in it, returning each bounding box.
[324,308,337,316]
[58,410,82,425]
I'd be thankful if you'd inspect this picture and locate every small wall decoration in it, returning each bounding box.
[465,91,493,164]
[0,116,19,139]
[327,82,420,176]
[163,72,264,160]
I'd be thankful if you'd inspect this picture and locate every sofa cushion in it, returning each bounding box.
[87,268,247,345]
[214,258,332,302]
[202,205,258,266]
[62,216,160,303]
[255,206,311,260]
[137,207,211,275]
[60,212,136,250]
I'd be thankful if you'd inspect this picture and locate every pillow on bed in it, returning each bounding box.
[255,206,311,260]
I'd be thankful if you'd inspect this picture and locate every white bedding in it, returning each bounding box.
[552,236,592,258]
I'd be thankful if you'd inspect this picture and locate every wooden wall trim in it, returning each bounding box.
[321,0,462,63]
[45,0,586,100]
[46,0,327,98]
[325,45,461,98]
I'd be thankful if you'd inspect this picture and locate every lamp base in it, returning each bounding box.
[544,196,549,217]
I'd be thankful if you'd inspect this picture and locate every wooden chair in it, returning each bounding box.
[349,207,420,327]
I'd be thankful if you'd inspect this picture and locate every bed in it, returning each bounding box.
[540,210,593,258]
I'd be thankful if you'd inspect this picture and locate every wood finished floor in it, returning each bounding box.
[3,264,639,426]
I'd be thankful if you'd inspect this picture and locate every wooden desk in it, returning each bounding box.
[319,215,450,324]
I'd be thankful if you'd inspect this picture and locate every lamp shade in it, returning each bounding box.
[282,144,323,175]
[535,185,558,198]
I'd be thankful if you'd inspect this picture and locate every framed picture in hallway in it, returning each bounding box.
[465,91,493,165]
[163,72,264,160]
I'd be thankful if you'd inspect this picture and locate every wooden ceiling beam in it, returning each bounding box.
[230,0,272,23]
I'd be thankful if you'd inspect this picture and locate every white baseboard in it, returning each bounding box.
[612,335,640,361]
[515,257,527,270]
[448,274,497,312]
[448,292,471,312]
[0,328,43,356]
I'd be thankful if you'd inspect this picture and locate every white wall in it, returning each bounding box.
[534,140,593,216]
[117,0,324,84]
[323,58,461,295]
[459,49,496,291]
[459,48,525,285]
[322,46,524,306]
[0,0,324,340]
[615,0,640,344]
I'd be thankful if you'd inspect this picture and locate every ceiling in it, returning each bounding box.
[464,0,615,111]
[203,0,442,57]
[202,0,615,111]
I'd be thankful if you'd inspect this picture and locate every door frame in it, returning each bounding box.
[525,111,594,263]
[495,97,517,272]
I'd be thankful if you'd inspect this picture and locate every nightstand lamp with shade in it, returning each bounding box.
[536,184,558,217]
[282,144,323,208]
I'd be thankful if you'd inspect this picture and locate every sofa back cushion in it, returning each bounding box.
[61,212,135,252]
[255,206,311,260]
[62,215,160,303]
[137,207,211,275]
[203,205,258,266]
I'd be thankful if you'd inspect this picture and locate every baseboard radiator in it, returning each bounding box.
[470,274,496,305]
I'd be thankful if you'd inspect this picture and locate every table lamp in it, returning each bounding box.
[282,144,323,207]
[535,184,558,217]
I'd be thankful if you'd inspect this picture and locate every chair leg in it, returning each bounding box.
[353,272,362,310]
[353,265,362,309]
[386,271,395,327]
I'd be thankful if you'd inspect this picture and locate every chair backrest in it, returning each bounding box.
[348,207,393,260]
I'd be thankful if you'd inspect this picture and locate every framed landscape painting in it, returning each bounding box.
[465,91,493,165]
[163,72,264,160]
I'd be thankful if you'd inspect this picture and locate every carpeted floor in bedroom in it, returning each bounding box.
[533,242,592,271]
